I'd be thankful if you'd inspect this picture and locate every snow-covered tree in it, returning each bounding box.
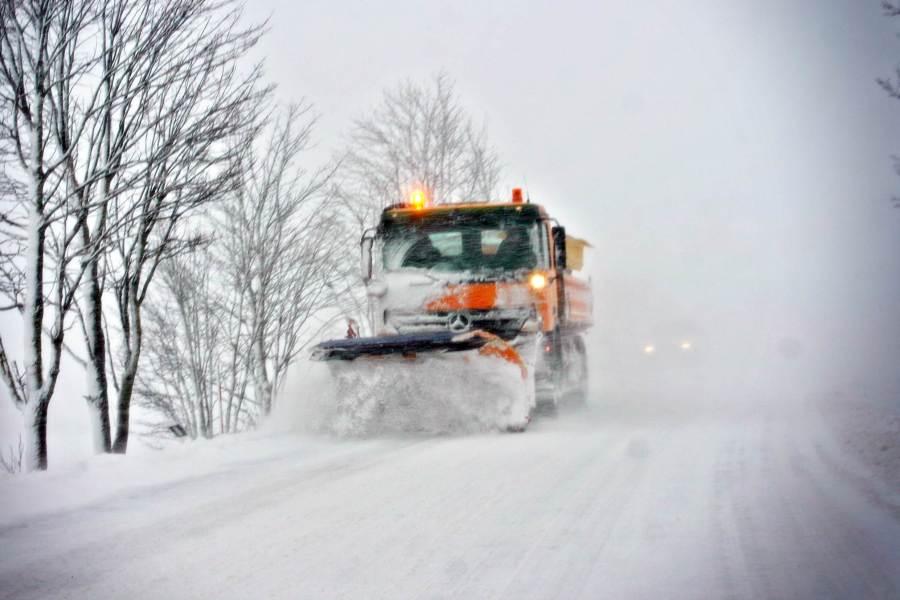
[333,73,502,333]
[337,73,501,233]
[0,0,103,470]
[0,0,269,467]
[102,0,268,453]
[137,104,341,435]
[61,0,225,454]
[218,103,341,416]
[137,245,253,439]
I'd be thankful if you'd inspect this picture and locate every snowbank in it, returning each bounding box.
[0,432,353,528]
[817,383,900,493]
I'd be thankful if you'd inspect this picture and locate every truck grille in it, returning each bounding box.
[385,308,533,340]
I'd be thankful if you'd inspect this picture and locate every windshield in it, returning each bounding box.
[381,212,547,274]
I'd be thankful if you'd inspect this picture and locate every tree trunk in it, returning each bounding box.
[253,336,273,415]
[23,199,47,471]
[82,70,113,453]
[83,259,112,453]
[112,282,141,454]
[23,398,49,471]
[112,363,136,453]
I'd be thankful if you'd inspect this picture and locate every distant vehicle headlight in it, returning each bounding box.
[643,344,655,355]
[680,341,692,351]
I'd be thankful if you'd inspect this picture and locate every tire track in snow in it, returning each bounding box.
[0,437,437,600]
[2,405,899,599]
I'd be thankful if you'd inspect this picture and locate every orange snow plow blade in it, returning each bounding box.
[454,330,528,380]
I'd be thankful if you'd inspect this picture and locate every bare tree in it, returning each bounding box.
[0,0,105,470]
[338,73,500,232]
[136,103,341,437]
[103,0,269,453]
[0,159,25,311]
[58,0,208,454]
[219,103,341,415]
[64,0,240,454]
[137,245,254,440]
[0,0,268,467]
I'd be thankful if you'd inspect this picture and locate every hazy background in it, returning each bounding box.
[243,0,900,403]
[3,0,900,456]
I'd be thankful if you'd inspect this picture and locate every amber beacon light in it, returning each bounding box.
[410,189,427,210]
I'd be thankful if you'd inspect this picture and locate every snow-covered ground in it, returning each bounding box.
[816,383,900,499]
[1,389,898,599]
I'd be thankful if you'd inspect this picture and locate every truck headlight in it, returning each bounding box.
[529,272,547,290]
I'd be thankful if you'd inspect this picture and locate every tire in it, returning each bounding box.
[506,414,530,433]
[569,336,589,407]
[536,391,561,416]
[534,329,562,416]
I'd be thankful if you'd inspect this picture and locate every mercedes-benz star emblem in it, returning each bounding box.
[447,312,471,333]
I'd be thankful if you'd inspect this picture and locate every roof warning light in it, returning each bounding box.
[410,189,427,210]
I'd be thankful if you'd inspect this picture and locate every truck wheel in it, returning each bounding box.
[506,411,531,433]
[570,336,589,406]
[537,389,561,416]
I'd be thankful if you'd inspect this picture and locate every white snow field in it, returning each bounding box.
[1,395,898,600]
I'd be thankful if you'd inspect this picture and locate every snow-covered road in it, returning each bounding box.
[1,398,898,599]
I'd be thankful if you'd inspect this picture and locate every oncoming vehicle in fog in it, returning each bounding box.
[640,319,704,365]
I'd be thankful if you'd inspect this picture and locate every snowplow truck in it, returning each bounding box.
[312,188,593,431]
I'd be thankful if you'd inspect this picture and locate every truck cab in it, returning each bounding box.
[358,191,592,407]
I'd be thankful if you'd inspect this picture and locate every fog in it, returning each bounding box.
[245,0,900,408]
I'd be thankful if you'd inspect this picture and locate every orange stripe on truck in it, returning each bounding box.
[425,283,498,312]
[425,279,561,333]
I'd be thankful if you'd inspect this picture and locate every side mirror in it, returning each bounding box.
[360,230,375,282]
[552,225,567,270]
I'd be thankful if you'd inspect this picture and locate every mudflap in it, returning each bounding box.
[313,331,537,435]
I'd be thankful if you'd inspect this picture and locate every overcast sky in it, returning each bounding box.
[242,0,900,395]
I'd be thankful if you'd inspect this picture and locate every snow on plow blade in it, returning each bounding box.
[310,330,535,434]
